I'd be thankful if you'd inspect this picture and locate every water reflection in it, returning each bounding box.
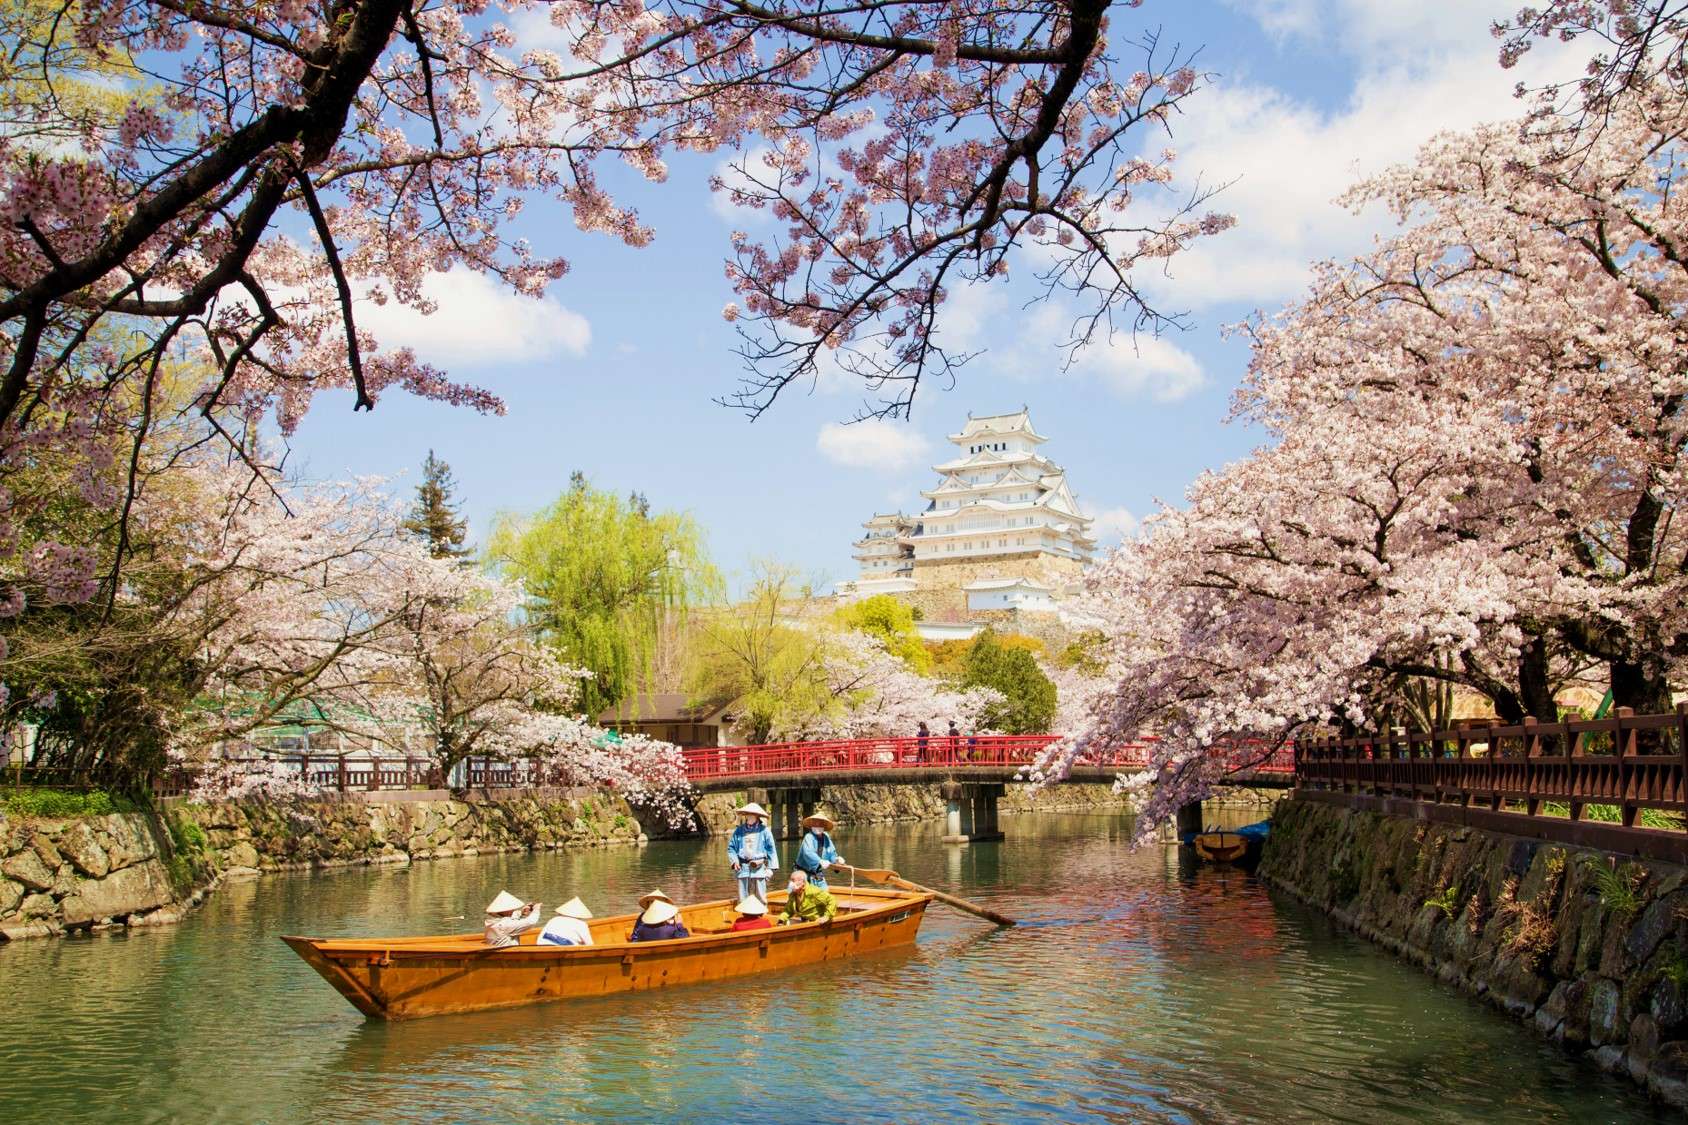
[0,812,1669,1123]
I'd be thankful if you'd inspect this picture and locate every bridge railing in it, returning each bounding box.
[1291,706,1688,858]
[678,734,1296,782]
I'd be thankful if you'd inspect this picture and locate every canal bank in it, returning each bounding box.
[0,811,1664,1122]
[1259,795,1688,1110]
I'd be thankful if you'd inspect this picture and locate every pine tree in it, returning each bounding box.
[402,451,470,559]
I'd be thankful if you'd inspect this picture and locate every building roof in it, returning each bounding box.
[598,693,729,725]
[963,577,1054,592]
[948,408,1048,444]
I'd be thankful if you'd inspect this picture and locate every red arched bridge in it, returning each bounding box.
[679,733,1294,790]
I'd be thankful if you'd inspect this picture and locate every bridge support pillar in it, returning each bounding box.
[767,786,822,842]
[941,781,1005,844]
[1175,800,1203,842]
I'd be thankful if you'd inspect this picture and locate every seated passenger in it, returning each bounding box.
[729,895,773,932]
[778,870,837,925]
[537,897,594,947]
[628,895,691,942]
[483,890,541,948]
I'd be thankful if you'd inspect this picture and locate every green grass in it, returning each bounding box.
[1425,882,1461,919]
[1589,861,1645,918]
[0,787,137,818]
[1538,801,1685,831]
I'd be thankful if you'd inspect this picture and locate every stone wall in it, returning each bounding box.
[1259,796,1688,1110]
[690,781,1134,835]
[0,789,645,941]
[0,809,203,940]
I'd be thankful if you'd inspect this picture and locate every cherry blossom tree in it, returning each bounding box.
[0,0,1231,655]
[1032,83,1688,836]
[810,628,1000,740]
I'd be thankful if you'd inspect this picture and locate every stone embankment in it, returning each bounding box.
[1260,797,1688,1110]
[0,789,644,941]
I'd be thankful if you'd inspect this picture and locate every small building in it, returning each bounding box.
[597,694,732,748]
[963,576,1057,612]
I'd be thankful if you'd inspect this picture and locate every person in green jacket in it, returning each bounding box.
[779,870,837,925]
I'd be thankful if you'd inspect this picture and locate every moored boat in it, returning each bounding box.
[1193,831,1249,863]
[283,885,932,1020]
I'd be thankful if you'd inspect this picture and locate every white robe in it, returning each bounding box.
[538,915,593,946]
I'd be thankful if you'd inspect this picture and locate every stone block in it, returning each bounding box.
[1590,977,1625,1047]
[56,821,109,879]
[0,876,21,917]
[30,833,62,870]
[221,841,260,871]
[2,847,55,891]
[1631,1013,1662,1062]
[20,892,55,918]
[1627,893,1684,965]
[57,859,174,925]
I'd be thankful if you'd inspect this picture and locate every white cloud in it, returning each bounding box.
[1132,2,1587,312]
[816,419,932,472]
[943,288,1207,402]
[1089,507,1141,542]
[356,268,591,367]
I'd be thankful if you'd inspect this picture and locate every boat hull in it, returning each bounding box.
[1194,832,1249,863]
[283,886,932,1020]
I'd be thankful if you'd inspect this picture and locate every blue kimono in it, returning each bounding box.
[729,821,779,902]
[794,829,840,889]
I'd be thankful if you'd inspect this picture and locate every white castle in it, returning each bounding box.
[841,409,1095,619]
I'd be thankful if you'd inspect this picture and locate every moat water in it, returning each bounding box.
[0,812,1669,1122]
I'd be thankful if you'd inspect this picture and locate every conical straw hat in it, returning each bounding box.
[640,899,679,925]
[485,890,524,914]
[733,802,770,820]
[637,888,674,909]
[734,896,767,916]
[553,896,593,920]
[801,809,837,830]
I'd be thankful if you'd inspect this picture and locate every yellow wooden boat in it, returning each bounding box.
[1193,831,1249,863]
[282,886,932,1020]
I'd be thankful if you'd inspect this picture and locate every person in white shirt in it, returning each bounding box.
[538,897,594,946]
[482,890,541,948]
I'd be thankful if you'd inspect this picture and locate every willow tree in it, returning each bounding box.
[488,475,714,717]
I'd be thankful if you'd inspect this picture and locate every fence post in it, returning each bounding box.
[1617,706,1637,827]
[1677,704,1688,829]
[1523,716,1540,816]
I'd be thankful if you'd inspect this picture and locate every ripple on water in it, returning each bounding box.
[0,813,1671,1124]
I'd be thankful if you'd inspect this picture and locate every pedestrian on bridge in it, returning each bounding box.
[794,810,844,889]
[728,802,779,903]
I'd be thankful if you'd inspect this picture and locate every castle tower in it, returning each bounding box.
[839,409,1094,621]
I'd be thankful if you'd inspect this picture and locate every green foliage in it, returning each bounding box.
[163,811,209,891]
[961,629,1056,734]
[0,787,136,817]
[686,564,839,744]
[832,595,930,672]
[1660,949,1688,989]
[1056,630,1109,674]
[401,450,471,558]
[1425,882,1461,919]
[490,473,717,716]
[925,631,1046,679]
[1590,861,1645,918]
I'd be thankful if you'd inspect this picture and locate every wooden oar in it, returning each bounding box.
[835,864,1016,927]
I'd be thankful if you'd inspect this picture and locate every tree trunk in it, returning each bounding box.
[1518,635,1557,723]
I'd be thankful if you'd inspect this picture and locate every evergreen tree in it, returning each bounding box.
[962,628,1057,734]
[402,451,471,559]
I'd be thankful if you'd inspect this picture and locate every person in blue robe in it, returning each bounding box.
[793,810,844,889]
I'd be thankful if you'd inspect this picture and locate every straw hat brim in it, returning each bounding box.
[733,802,770,820]
[734,896,768,916]
[641,900,680,925]
[553,896,593,920]
[485,890,524,915]
[637,889,674,909]
[801,813,837,829]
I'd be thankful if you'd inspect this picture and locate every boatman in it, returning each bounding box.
[727,801,779,903]
[537,897,594,946]
[483,890,541,948]
[793,809,844,889]
[778,870,837,925]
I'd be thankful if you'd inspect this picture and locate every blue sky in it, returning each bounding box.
[281,0,1585,589]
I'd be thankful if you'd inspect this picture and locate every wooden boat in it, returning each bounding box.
[282,885,932,1020]
[1193,831,1249,863]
